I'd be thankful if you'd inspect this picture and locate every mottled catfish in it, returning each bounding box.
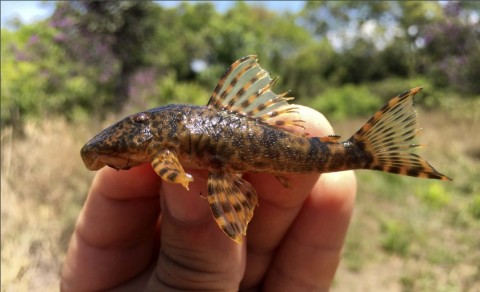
[81,55,451,243]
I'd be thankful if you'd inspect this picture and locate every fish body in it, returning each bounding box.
[81,56,450,243]
[82,104,358,175]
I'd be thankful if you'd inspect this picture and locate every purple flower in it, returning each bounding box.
[53,33,67,42]
[28,35,39,45]
[15,51,29,61]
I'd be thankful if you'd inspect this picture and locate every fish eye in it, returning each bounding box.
[132,112,149,123]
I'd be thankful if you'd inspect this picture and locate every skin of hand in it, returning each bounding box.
[61,105,357,291]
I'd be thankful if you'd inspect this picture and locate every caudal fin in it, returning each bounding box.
[349,87,451,181]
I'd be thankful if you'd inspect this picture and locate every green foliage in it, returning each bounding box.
[310,84,381,120]
[397,1,444,30]
[328,39,386,84]
[380,219,412,256]
[414,2,480,96]
[302,1,397,36]
[1,24,110,128]
[426,247,459,266]
[2,0,479,130]
[155,73,210,106]
[281,40,335,99]
[469,195,480,220]
[148,2,217,79]
[368,77,431,102]
[415,182,451,209]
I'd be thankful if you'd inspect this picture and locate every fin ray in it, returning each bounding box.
[207,55,304,130]
[207,172,258,243]
[351,87,451,181]
[151,149,193,189]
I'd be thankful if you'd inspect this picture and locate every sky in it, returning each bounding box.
[1,1,305,28]
[1,1,54,27]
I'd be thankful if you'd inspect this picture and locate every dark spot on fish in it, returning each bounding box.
[210,203,221,218]
[307,137,321,159]
[207,183,214,196]
[159,168,169,176]
[167,172,178,182]
[223,226,235,237]
[233,203,243,212]
[407,168,420,177]
[221,202,232,213]
[388,166,401,174]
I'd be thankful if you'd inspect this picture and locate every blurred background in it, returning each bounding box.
[1,1,479,291]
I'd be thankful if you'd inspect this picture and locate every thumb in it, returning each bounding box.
[145,169,246,291]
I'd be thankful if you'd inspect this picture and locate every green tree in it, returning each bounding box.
[417,2,480,94]
[1,22,108,130]
[299,1,409,85]
[301,1,395,37]
[205,2,315,95]
[51,1,160,107]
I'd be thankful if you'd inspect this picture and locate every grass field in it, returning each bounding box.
[1,108,479,291]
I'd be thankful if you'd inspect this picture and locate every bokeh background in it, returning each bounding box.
[1,1,479,291]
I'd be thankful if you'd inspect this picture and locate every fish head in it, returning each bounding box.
[81,111,155,171]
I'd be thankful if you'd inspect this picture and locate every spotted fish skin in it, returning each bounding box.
[179,105,363,175]
[82,104,356,174]
[81,56,450,243]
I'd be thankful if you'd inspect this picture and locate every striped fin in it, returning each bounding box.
[351,87,451,181]
[151,149,193,189]
[207,55,304,129]
[207,171,258,243]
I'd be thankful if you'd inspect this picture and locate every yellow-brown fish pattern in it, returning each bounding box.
[81,55,451,243]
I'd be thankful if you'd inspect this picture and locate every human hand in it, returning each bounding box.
[61,105,356,291]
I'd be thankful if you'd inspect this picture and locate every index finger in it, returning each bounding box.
[61,164,161,291]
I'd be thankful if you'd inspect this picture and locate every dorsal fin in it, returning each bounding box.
[207,55,304,130]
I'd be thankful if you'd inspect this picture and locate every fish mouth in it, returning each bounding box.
[82,153,134,171]
[80,142,136,171]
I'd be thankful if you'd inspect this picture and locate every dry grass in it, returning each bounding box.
[1,118,93,291]
[332,110,480,292]
[1,110,479,291]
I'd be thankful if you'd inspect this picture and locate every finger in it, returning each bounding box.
[264,170,357,291]
[145,168,246,291]
[61,164,161,291]
[241,105,335,288]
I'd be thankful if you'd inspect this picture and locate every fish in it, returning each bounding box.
[81,55,451,243]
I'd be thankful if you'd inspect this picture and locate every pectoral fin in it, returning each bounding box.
[152,149,193,189]
[207,171,258,243]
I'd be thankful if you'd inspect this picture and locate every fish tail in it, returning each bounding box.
[348,87,451,181]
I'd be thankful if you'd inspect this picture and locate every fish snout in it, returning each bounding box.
[80,142,107,170]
